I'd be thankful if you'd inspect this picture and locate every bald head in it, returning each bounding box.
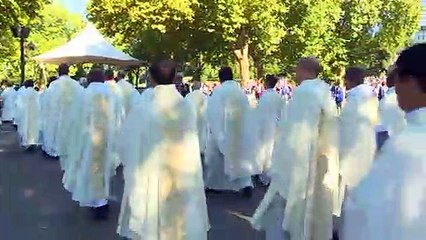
[295,57,322,83]
[149,60,176,85]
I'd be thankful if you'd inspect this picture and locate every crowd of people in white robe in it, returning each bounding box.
[1,42,426,240]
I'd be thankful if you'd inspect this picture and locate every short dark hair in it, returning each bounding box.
[299,57,322,77]
[87,68,105,83]
[387,66,397,87]
[149,60,176,85]
[396,43,426,93]
[24,80,34,88]
[265,74,279,89]
[219,67,233,82]
[345,66,365,84]
[105,69,114,80]
[58,64,69,76]
[117,70,126,79]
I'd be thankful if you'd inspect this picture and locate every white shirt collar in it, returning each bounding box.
[405,107,426,125]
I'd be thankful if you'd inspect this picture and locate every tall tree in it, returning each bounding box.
[0,0,47,59]
[88,0,198,63]
[0,3,85,81]
[195,0,287,83]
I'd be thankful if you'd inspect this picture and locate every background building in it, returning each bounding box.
[413,0,426,43]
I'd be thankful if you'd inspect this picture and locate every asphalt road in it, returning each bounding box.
[0,123,266,240]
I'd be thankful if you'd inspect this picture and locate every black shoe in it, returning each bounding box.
[332,231,339,240]
[92,204,109,221]
[241,187,253,198]
[205,188,222,194]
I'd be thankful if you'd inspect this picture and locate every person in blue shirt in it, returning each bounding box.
[335,85,345,113]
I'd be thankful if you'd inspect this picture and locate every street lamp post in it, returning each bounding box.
[10,26,30,85]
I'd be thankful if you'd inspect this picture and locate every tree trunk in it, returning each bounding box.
[234,43,250,86]
[255,61,264,81]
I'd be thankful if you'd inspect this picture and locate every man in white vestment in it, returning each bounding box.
[341,43,426,240]
[254,75,287,186]
[116,70,140,116]
[339,67,379,207]
[117,60,209,240]
[14,84,27,128]
[18,80,41,148]
[42,64,84,160]
[185,80,208,157]
[67,69,118,220]
[104,70,125,168]
[376,66,406,149]
[204,67,258,197]
[1,82,17,122]
[251,57,339,240]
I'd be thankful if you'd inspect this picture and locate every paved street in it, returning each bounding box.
[0,123,266,240]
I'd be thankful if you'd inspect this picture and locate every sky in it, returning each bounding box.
[55,0,426,26]
[55,0,88,16]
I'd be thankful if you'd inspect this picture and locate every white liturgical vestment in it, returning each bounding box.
[117,79,140,116]
[339,84,379,203]
[105,80,125,167]
[378,87,406,136]
[204,80,259,191]
[19,87,41,147]
[67,82,118,207]
[252,79,339,240]
[117,84,209,240]
[342,107,426,240]
[42,75,84,159]
[1,87,17,121]
[185,90,208,154]
[14,86,26,128]
[254,88,287,174]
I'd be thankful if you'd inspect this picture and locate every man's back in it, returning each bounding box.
[207,80,257,179]
[255,90,286,171]
[340,84,379,189]
[118,84,208,240]
[185,89,208,153]
[273,79,339,240]
[342,107,426,240]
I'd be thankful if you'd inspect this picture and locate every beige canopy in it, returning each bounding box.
[33,24,141,66]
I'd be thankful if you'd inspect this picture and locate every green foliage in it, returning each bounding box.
[2,0,419,84]
[0,0,47,60]
[0,3,85,83]
[87,0,420,83]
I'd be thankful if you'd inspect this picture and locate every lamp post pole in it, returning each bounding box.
[20,36,25,85]
[11,26,30,86]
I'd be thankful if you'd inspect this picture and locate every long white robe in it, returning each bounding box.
[254,89,287,174]
[185,90,208,154]
[69,82,117,206]
[117,79,140,116]
[14,86,26,128]
[105,80,125,168]
[204,80,259,191]
[133,87,155,106]
[377,87,406,136]
[342,107,426,240]
[253,79,339,240]
[42,76,84,159]
[339,84,379,203]
[19,87,41,147]
[1,87,17,121]
[117,84,209,240]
